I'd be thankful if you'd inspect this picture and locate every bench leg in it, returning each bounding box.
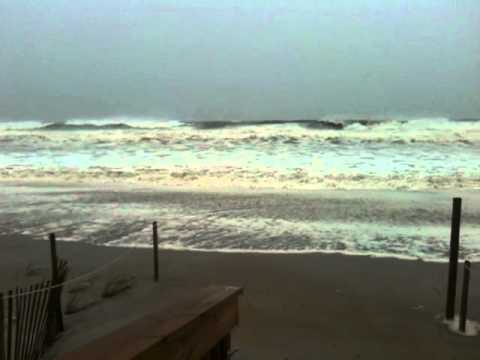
[220,334,231,359]
[202,334,231,360]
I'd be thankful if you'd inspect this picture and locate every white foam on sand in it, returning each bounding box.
[2,184,480,262]
[442,315,480,336]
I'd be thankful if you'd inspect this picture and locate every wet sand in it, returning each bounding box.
[2,185,480,260]
[1,235,479,360]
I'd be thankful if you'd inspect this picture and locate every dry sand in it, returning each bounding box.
[1,235,479,359]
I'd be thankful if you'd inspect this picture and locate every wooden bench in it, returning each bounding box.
[58,286,243,360]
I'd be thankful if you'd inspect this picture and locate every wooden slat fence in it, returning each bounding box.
[1,280,51,360]
[1,258,69,360]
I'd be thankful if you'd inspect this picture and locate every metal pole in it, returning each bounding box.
[446,197,461,320]
[459,261,471,333]
[153,222,159,282]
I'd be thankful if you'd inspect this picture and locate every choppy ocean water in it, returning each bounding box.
[0,117,479,190]
[1,117,479,260]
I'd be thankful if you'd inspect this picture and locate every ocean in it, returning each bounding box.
[0,117,479,261]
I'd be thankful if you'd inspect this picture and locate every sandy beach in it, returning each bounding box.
[2,1,480,358]
[1,234,479,359]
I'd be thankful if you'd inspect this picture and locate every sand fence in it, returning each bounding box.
[0,256,68,360]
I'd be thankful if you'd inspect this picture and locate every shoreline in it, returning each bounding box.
[2,183,480,262]
[111,242,470,264]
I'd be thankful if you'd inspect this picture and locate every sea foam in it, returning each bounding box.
[0,116,479,190]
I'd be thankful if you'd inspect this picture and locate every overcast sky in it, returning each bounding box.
[1,0,479,121]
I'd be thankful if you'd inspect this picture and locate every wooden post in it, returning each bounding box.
[153,222,159,282]
[7,290,12,360]
[446,197,461,320]
[14,288,21,359]
[459,261,471,333]
[56,261,67,333]
[49,233,58,284]
[0,293,5,360]
[48,232,64,337]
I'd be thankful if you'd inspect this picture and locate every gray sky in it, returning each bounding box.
[1,0,479,121]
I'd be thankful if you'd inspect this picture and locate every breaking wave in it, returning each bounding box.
[36,122,136,131]
[188,119,348,130]
[1,116,479,191]
[6,116,478,132]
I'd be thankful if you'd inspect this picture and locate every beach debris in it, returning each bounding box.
[65,293,98,314]
[25,262,48,277]
[228,348,240,359]
[68,280,93,294]
[102,274,136,298]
